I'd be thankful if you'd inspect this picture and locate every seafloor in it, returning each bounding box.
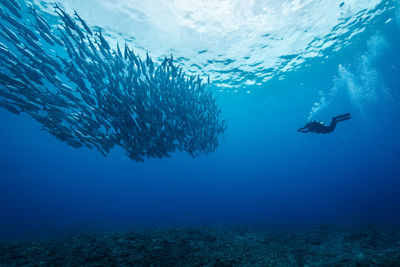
[1,226,399,266]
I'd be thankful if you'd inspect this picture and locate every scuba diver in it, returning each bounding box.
[297,113,351,134]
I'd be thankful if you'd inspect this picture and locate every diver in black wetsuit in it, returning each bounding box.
[297,113,351,134]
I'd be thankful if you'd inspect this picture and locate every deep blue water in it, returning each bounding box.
[1,1,400,241]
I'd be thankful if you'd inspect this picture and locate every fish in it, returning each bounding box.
[0,100,21,114]
[0,0,21,18]
[0,23,19,43]
[0,2,227,161]
[97,29,110,50]
[74,10,92,35]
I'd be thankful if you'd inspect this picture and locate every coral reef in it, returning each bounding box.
[1,225,399,266]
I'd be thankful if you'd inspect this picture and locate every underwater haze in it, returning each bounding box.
[1,0,400,262]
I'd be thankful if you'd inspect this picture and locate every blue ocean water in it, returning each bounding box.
[1,0,400,242]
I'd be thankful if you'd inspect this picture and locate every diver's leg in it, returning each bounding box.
[334,114,351,122]
[333,113,351,120]
[335,117,351,122]
[329,114,351,132]
[328,119,338,132]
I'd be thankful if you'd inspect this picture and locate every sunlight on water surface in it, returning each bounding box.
[33,0,389,89]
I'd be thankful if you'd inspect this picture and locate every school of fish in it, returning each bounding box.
[0,0,227,161]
